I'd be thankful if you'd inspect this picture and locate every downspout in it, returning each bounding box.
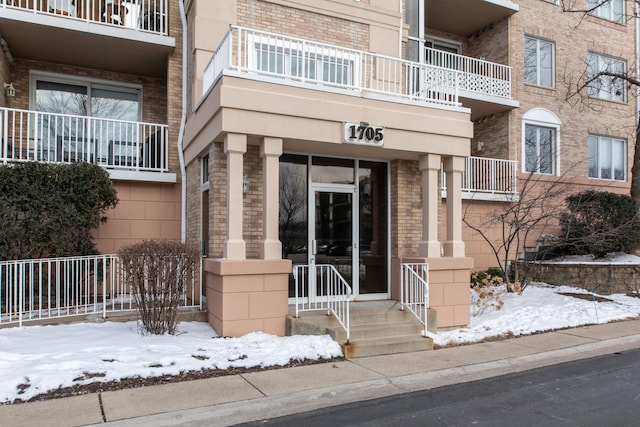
[398,0,403,58]
[633,1,640,125]
[178,0,188,243]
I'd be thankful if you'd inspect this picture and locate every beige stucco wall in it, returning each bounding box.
[95,181,182,254]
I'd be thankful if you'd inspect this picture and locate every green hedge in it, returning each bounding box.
[559,190,640,257]
[0,162,118,260]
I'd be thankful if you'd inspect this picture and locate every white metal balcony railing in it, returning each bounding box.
[1,0,168,35]
[0,254,202,327]
[0,107,169,172]
[425,47,512,99]
[203,26,461,108]
[442,156,519,199]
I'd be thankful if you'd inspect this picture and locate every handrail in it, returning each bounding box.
[425,47,512,99]
[293,264,351,343]
[2,0,169,36]
[0,107,169,172]
[203,26,460,108]
[400,262,430,336]
[441,156,518,198]
[0,254,202,326]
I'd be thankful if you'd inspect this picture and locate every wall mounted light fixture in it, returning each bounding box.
[3,83,15,97]
[243,175,250,194]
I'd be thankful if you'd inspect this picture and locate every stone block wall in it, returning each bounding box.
[533,262,640,295]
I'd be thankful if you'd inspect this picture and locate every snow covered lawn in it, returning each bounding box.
[1,282,640,404]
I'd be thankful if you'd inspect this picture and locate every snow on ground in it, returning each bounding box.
[1,282,640,404]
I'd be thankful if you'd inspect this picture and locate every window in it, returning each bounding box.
[522,108,561,175]
[201,155,210,255]
[525,125,557,174]
[589,134,626,180]
[32,74,142,163]
[587,0,624,23]
[587,52,626,102]
[524,36,554,88]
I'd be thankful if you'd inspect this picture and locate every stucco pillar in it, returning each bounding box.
[259,137,283,259]
[418,153,441,258]
[443,156,465,258]
[223,133,247,260]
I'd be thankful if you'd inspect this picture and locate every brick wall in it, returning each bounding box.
[0,50,10,108]
[390,159,422,258]
[509,0,636,182]
[237,0,369,50]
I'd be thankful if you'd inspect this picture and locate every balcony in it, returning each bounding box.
[0,0,174,77]
[425,0,518,36]
[424,47,517,120]
[0,107,175,183]
[442,156,519,201]
[202,26,462,109]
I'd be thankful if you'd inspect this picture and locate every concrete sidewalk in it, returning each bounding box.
[2,319,639,427]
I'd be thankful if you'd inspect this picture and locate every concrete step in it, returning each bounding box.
[331,321,423,342]
[342,334,434,358]
[286,301,437,358]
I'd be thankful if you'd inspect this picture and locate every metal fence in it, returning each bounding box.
[0,254,202,326]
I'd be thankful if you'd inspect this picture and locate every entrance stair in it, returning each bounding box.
[287,301,434,358]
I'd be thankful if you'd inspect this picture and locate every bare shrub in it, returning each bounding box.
[118,240,200,335]
[470,270,507,316]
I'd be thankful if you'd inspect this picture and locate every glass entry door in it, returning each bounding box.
[310,186,356,292]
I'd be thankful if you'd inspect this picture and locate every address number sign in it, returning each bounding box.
[343,122,384,147]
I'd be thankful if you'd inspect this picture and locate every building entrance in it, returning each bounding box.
[279,155,388,299]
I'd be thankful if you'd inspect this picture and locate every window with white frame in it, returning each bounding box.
[251,36,358,87]
[525,125,556,174]
[522,108,561,175]
[589,134,626,180]
[587,52,626,102]
[524,36,554,88]
[587,0,624,23]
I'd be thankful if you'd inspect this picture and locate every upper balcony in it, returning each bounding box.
[424,47,518,120]
[425,0,518,36]
[0,0,174,77]
[202,26,462,110]
[0,107,176,183]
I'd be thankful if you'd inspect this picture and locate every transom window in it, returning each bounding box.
[524,36,554,88]
[589,134,626,180]
[587,0,624,23]
[587,52,626,102]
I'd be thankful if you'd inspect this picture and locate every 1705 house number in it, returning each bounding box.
[343,122,384,146]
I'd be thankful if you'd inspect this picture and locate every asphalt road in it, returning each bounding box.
[239,347,640,427]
